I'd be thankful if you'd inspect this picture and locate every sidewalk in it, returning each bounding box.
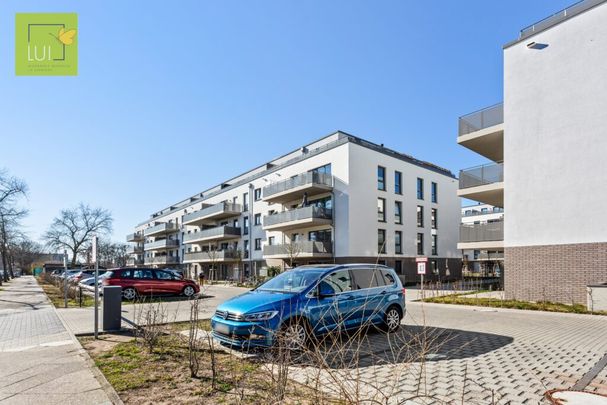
[0,276,114,405]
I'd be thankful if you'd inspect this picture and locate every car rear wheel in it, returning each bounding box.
[381,306,402,333]
[122,287,137,300]
[182,285,196,297]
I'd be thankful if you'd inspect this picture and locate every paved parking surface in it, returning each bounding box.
[0,276,112,405]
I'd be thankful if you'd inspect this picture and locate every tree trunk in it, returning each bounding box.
[0,220,9,282]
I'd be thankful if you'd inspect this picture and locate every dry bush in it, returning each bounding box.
[133,298,168,353]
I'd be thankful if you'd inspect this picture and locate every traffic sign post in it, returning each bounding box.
[416,257,427,298]
[92,235,99,339]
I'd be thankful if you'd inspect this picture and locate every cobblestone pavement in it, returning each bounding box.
[0,276,112,405]
[276,302,607,404]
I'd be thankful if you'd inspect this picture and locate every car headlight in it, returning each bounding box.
[243,311,278,322]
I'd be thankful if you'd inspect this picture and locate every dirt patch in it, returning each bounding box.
[80,333,135,356]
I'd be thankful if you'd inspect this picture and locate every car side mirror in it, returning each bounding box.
[316,282,335,298]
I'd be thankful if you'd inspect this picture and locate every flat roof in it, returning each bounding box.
[504,0,607,48]
[137,131,456,226]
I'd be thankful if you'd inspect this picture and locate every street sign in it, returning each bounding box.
[91,235,97,262]
[417,262,426,275]
[416,257,428,263]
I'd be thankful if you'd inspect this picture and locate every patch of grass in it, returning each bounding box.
[37,278,95,308]
[423,294,607,315]
[168,319,212,333]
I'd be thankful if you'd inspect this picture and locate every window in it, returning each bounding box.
[233,219,239,228]
[243,216,249,235]
[243,192,249,211]
[244,240,249,254]
[351,268,381,290]
[377,166,386,191]
[310,195,332,210]
[155,270,175,280]
[431,259,438,275]
[395,201,402,224]
[268,236,275,246]
[311,163,332,175]
[381,269,396,285]
[254,238,261,250]
[431,182,438,203]
[395,171,402,194]
[417,205,424,227]
[394,260,402,274]
[377,198,386,222]
[254,213,261,226]
[319,270,353,294]
[432,234,438,255]
[417,178,424,200]
[378,229,386,254]
[417,233,424,255]
[395,231,402,254]
[309,229,331,242]
[431,208,437,229]
[134,269,154,279]
[254,188,262,201]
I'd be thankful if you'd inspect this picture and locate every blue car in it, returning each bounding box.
[211,264,406,349]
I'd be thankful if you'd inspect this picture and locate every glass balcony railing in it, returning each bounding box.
[183,226,241,243]
[126,232,144,242]
[144,239,179,250]
[263,172,333,200]
[264,206,332,228]
[262,241,332,256]
[184,250,240,262]
[458,103,503,137]
[143,222,178,236]
[459,162,503,189]
[145,256,180,265]
[183,202,242,224]
[460,221,504,243]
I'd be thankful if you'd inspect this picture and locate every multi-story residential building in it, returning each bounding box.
[460,203,504,277]
[458,0,607,304]
[127,131,461,283]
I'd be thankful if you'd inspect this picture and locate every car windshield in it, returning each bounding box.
[256,269,325,293]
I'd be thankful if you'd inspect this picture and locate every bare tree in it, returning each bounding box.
[43,203,113,267]
[283,240,302,269]
[206,244,218,282]
[0,170,28,283]
[82,238,128,268]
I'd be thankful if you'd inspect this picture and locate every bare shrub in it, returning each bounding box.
[134,298,168,353]
[188,298,202,377]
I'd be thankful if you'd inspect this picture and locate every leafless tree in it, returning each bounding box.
[0,169,28,283]
[82,238,128,267]
[42,203,113,267]
[206,244,218,282]
[283,240,302,269]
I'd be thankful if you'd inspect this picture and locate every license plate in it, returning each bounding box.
[214,323,230,335]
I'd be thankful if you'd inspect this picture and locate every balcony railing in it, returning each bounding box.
[183,226,241,243]
[459,163,503,189]
[126,257,144,266]
[145,256,180,265]
[477,252,504,260]
[126,232,144,242]
[143,222,178,236]
[184,250,240,262]
[263,172,333,200]
[264,206,332,228]
[126,245,144,254]
[458,103,503,137]
[263,241,333,257]
[183,202,242,225]
[144,239,179,250]
[463,207,504,217]
[460,221,504,243]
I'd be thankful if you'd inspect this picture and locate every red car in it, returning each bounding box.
[102,268,199,300]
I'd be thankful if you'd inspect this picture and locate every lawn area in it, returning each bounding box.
[37,277,95,308]
[422,293,607,315]
[80,331,319,404]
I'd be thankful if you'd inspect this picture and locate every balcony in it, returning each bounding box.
[458,221,504,250]
[458,103,504,162]
[263,241,333,259]
[183,226,241,244]
[126,232,144,242]
[263,172,333,204]
[458,162,504,207]
[126,257,144,267]
[144,255,180,266]
[144,239,179,251]
[263,206,332,232]
[183,202,242,226]
[143,222,179,237]
[477,252,504,261]
[183,250,240,263]
[126,245,144,254]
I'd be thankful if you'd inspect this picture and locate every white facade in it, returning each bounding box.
[127,131,461,281]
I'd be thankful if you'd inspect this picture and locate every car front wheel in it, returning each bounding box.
[122,287,137,300]
[278,321,308,350]
[183,285,196,297]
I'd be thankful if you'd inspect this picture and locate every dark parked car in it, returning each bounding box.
[102,268,199,300]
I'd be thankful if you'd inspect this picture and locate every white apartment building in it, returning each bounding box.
[460,203,504,277]
[127,131,461,283]
[458,0,607,304]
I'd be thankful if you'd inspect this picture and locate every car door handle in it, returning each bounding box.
[379,290,388,295]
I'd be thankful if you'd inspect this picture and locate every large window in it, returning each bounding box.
[320,270,353,294]
[254,188,262,201]
[254,213,261,226]
[378,229,386,254]
[417,178,424,200]
[311,163,332,175]
[243,216,249,235]
[431,234,438,255]
[431,182,438,203]
[431,208,437,229]
[377,166,386,191]
[395,231,402,254]
[395,171,402,194]
[377,198,386,222]
[254,238,261,250]
[243,192,249,211]
[417,205,424,227]
[309,229,332,242]
[395,201,402,224]
[351,268,381,289]
[417,233,424,255]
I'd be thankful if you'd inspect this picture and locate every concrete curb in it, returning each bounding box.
[37,278,125,405]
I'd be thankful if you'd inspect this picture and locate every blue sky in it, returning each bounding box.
[0,0,573,245]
